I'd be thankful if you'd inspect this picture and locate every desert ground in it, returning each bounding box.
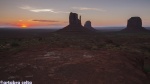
[0,29,150,84]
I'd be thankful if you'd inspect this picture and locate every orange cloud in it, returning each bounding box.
[32,20,59,23]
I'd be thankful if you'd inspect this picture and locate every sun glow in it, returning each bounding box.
[21,24,27,28]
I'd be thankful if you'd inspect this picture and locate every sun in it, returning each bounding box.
[21,24,27,28]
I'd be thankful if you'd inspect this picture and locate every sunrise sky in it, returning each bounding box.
[0,0,150,28]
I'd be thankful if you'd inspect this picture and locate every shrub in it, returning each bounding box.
[10,42,20,47]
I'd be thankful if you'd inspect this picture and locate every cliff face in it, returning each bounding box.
[122,17,148,32]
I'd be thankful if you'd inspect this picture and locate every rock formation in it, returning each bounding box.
[121,17,148,32]
[69,12,81,26]
[84,21,96,31]
[57,12,96,33]
[127,17,142,28]
[84,21,92,28]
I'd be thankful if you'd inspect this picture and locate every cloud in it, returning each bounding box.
[30,9,56,13]
[32,20,59,23]
[20,6,69,13]
[20,6,55,13]
[72,7,106,12]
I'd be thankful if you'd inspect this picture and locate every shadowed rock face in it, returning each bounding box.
[122,17,148,32]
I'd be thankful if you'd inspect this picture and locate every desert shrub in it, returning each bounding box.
[91,45,99,50]
[10,42,20,47]
[140,46,150,52]
[17,38,22,41]
[38,37,43,41]
[105,39,114,44]
[144,67,150,73]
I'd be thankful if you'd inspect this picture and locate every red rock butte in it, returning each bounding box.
[57,12,96,33]
[84,20,96,31]
[121,17,148,32]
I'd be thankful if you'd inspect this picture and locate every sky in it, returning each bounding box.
[0,0,150,28]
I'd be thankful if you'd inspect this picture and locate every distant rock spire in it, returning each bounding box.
[79,15,81,25]
[80,15,81,21]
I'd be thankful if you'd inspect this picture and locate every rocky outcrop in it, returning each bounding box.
[69,12,81,26]
[127,17,142,28]
[84,21,92,28]
[121,17,148,32]
[84,21,96,31]
[57,12,96,33]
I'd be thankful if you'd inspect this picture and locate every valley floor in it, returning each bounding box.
[0,32,150,84]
